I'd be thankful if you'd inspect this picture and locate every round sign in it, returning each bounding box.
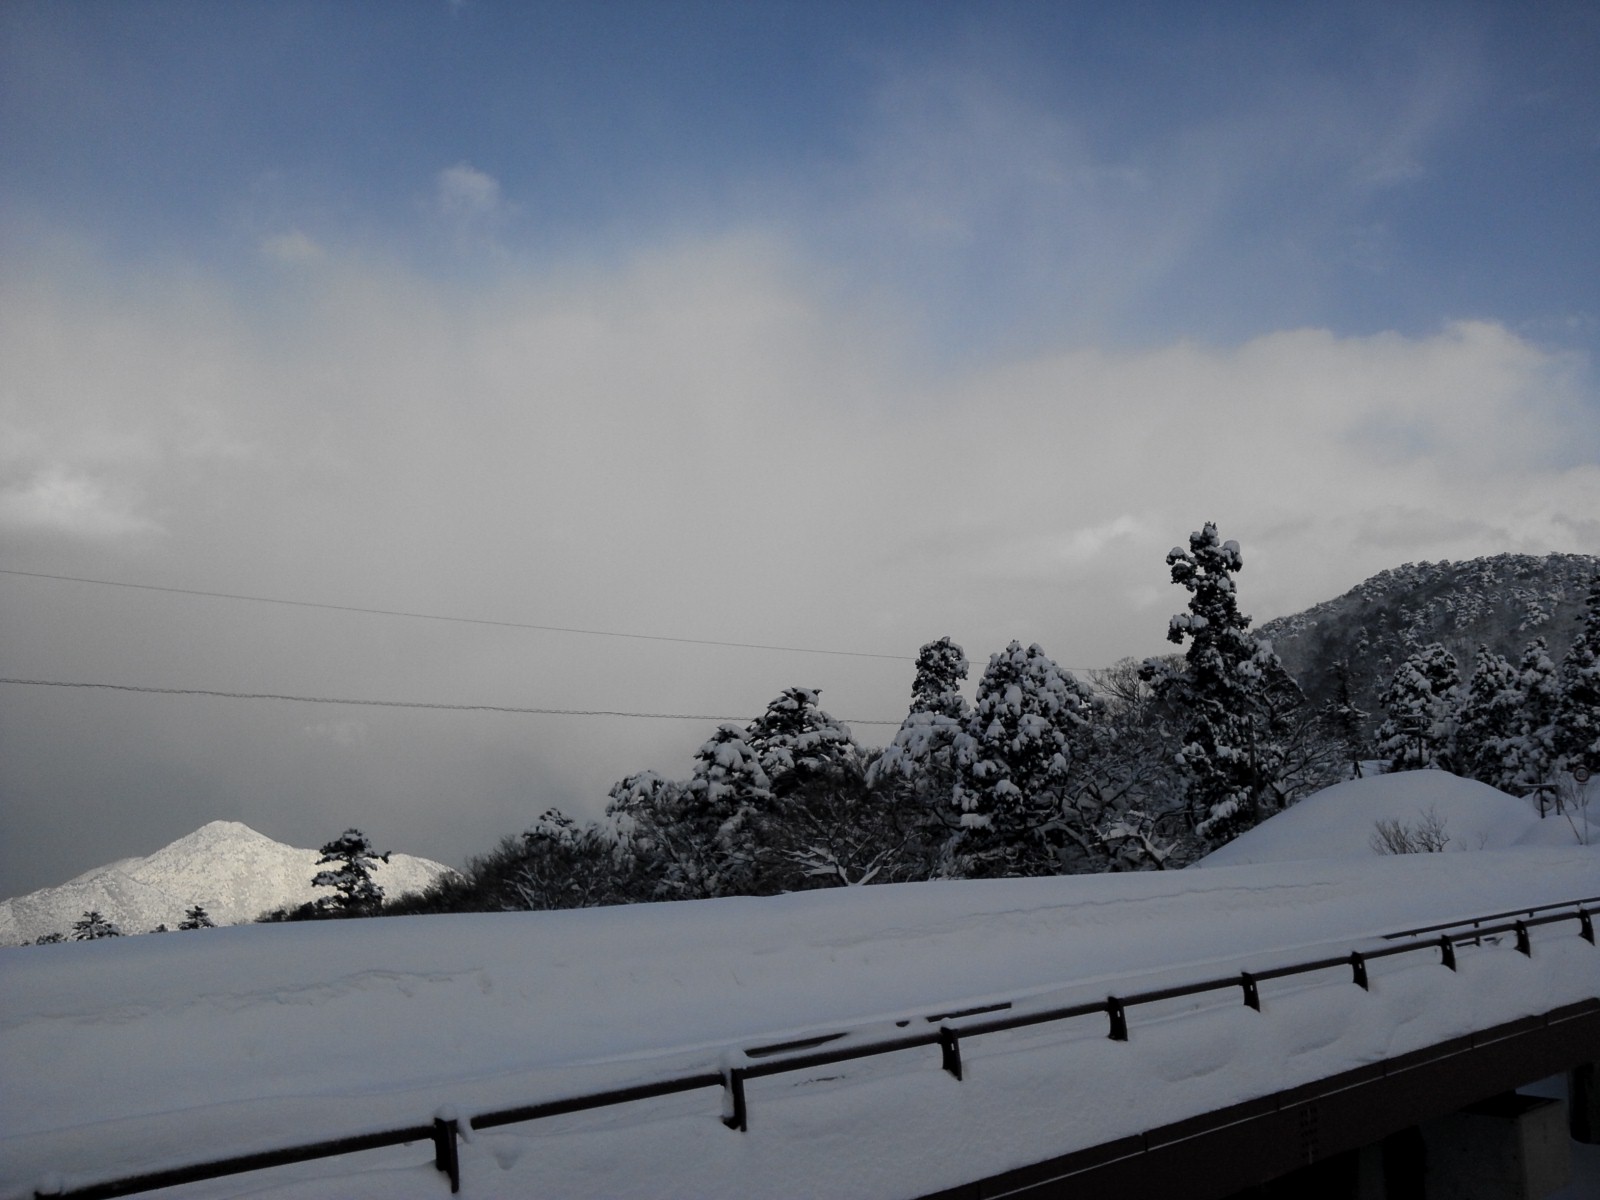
[1575,765,1592,784]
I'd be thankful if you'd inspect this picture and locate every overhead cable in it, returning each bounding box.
[0,569,913,662]
[0,677,903,726]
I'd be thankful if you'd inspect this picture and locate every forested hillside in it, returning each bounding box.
[1261,552,1598,722]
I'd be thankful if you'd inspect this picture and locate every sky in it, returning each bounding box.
[2,0,1598,898]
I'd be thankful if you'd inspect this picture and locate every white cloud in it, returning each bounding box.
[0,467,164,538]
[435,163,503,222]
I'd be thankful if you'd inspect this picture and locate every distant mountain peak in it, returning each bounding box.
[0,823,454,946]
[165,820,277,848]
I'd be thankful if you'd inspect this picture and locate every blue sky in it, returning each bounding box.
[7,1,1597,355]
[2,1,1598,895]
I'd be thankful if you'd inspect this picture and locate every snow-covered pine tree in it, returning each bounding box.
[744,687,858,794]
[312,829,390,915]
[741,687,916,889]
[607,771,703,900]
[1375,643,1460,773]
[1554,575,1600,773]
[948,640,1100,877]
[870,639,970,800]
[609,724,775,900]
[909,637,970,721]
[1142,523,1303,845]
[1454,645,1523,791]
[70,910,122,939]
[177,904,215,930]
[1508,637,1562,790]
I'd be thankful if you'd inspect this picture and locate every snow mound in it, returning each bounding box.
[1195,770,1594,868]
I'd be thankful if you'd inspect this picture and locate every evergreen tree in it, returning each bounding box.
[909,637,970,720]
[1322,661,1370,778]
[744,687,857,797]
[948,641,1100,876]
[312,829,390,915]
[70,910,122,940]
[609,724,773,900]
[1142,523,1303,845]
[871,638,970,806]
[177,904,215,930]
[1554,575,1600,773]
[739,688,915,890]
[1454,645,1523,791]
[1375,644,1460,772]
[1509,637,1562,789]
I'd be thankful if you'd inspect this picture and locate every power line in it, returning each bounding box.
[0,569,913,662]
[0,677,904,726]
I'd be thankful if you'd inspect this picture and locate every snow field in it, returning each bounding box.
[2,773,1597,1198]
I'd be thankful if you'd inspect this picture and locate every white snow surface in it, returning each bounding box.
[0,821,455,945]
[1,776,1597,1199]
[1196,769,1596,867]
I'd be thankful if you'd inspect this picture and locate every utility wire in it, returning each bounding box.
[0,677,904,726]
[0,569,913,662]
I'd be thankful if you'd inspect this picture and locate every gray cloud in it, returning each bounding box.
[1,231,1596,897]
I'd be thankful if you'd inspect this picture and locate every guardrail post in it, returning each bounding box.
[1580,909,1595,945]
[432,1117,460,1193]
[939,1027,964,1081]
[1106,996,1128,1042]
[722,1068,748,1132]
[1240,972,1261,1012]
[1514,921,1532,956]
[1572,1063,1600,1143]
[1439,935,1457,971]
[1349,951,1369,991]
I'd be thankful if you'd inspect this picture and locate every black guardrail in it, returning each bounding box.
[35,896,1599,1199]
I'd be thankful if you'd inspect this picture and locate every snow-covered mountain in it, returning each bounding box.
[0,821,455,945]
[1258,551,1598,720]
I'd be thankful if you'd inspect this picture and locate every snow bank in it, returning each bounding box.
[1196,769,1594,868]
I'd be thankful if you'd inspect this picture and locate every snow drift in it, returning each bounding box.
[1196,769,1595,868]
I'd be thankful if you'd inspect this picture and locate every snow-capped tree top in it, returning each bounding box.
[909,637,970,720]
[1161,527,1256,636]
[745,687,857,784]
[687,724,772,808]
[969,642,1098,727]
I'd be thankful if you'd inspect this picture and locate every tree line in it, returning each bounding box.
[38,527,1599,938]
[383,525,1597,917]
